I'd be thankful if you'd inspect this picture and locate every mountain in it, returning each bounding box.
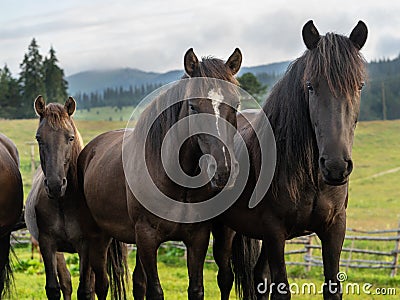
[239,61,290,76]
[67,68,182,95]
[66,61,291,95]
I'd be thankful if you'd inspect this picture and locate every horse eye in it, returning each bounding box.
[306,81,314,91]
[69,136,75,142]
[359,82,365,91]
[189,104,198,113]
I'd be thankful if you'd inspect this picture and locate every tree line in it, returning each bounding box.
[0,39,68,119]
[73,83,163,111]
[1,39,399,121]
[359,55,400,121]
[74,73,267,111]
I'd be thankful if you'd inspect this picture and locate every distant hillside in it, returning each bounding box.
[239,61,290,76]
[67,56,400,121]
[66,61,290,95]
[67,68,182,95]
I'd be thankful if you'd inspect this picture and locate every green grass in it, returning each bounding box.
[1,117,400,299]
[74,106,136,122]
[348,120,400,229]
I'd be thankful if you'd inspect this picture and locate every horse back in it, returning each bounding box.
[77,129,135,242]
[0,134,23,233]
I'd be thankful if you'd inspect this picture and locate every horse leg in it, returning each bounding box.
[132,251,147,300]
[135,222,163,300]
[318,212,346,300]
[89,236,111,300]
[264,235,290,300]
[77,244,94,300]
[185,228,210,300]
[0,233,11,297]
[39,237,61,300]
[253,242,271,300]
[211,223,235,300]
[55,253,72,300]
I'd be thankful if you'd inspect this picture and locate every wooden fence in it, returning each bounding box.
[286,227,400,277]
[12,226,400,277]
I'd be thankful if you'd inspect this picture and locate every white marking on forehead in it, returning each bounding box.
[208,88,224,136]
[208,88,229,169]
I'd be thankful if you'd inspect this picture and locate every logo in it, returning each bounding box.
[122,77,276,223]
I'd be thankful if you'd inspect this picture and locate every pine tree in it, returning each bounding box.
[19,38,46,118]
[238,72,268,103]
[43,46,68,103]
[0,65,22,118]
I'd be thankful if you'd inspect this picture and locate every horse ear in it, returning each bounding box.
[34,95,45,117]
[302,20,320,50]
[226,48,242,75]
[64,97,76,116]
[184,48,199,77]
[349,21,368,50]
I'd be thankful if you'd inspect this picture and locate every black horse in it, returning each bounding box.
[0,134,23,299]
[217,20,368,300]
[77,48,242,299]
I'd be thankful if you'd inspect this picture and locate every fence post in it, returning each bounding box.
[391,222,400,277]
[306,235,313,272]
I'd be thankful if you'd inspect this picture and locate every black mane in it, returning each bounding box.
[248,31,366,201]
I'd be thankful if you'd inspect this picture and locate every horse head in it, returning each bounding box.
[302,20,367,185]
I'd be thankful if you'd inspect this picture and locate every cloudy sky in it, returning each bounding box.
[1,0,399,76]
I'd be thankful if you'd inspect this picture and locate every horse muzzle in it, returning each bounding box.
[44,177,67,198]
[319,156,353,186]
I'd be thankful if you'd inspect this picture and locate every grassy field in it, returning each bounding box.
[1,116,399,299]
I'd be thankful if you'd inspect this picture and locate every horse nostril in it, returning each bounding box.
[62,177,67,187]
[345,159,353,175]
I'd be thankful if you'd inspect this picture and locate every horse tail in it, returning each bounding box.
[107,239,129,300]
[231,233,260,300]
[0,233,14,300]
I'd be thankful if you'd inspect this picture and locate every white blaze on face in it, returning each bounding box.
[208,88,229,168]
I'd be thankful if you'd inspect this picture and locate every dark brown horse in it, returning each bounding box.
[77,48,242,299]
[0,133,23,299]
[25,97,127,300]
[217,20,368,300]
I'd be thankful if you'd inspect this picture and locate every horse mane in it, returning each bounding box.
[249,31,366,201]
[137,57,238,157]
[40,103,84,185]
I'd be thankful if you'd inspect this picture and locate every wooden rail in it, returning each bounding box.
[12,226,400,277]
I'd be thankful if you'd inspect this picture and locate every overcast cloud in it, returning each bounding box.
[0,0,399,75]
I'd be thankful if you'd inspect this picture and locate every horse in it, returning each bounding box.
[77,48,243,299]
[0,133,23,299]
[217,20,368,300]
[25,96,127,300]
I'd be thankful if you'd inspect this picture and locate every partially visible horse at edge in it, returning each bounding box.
[77,48,243,299]
[25,97,128,300]
[0,133,23,299]
[217,20,368,300]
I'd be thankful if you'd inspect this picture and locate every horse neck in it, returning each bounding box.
[260,64,319,199]
[66,121,84,190]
